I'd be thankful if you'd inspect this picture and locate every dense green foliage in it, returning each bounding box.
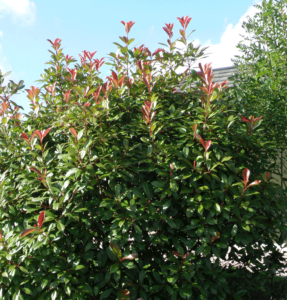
[0,16,286,300]
[230,0,287,188]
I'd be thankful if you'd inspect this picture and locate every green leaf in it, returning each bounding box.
[65,168,81,178]
[143,182,152,199]
[41,278,49,289]
[100,288,113,299]
[195,244,205,255]
[72,86,84,96]
[147,145,153,155]
[110,263,119,273]
[221,156,232,162]
[206,219,217,225]
[94,287,99,296]
[57,221,65,231]
[170,105,175,114]
[123,139,129,150]
[19,266,29,274]
[115,184,121,198]
[64,285,71,296]
[152,181,166,188]
[77,129,85,141]
[198,205,204,215]
[74,265,86,270]
[166,218,177,228]
[22,288,32,295]
[170,179,179,192]
[139,270,145,283]
[51,290,57,300]
[110,242,121,259]
[85,242,93,252]
[214,203,221,213]
[212,246,220,258]
[183,147,189,158]
[132,187,144,199]
[242,223,250,232]
[231,224,238,237]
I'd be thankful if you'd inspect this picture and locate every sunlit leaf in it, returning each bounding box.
[21,228,37,237]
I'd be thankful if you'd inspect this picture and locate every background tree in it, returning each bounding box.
[230,0,287,189]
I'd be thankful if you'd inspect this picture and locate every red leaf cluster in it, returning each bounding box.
[241,115,262,131]
[21,211,45,238]
[121,21,135,35]
[242,168,261,193]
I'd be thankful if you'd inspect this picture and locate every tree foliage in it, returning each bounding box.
[0,16,286,300]
[230,0,287,187]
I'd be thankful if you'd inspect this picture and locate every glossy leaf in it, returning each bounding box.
[110,242,121,259]
[21,228,37,237]
[242,168,250,186]
[123,253,138,260]
[38,211,45,229]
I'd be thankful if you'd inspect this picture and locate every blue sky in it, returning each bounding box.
[0,0,259,113]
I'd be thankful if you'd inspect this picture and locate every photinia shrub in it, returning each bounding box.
[0,16,286,300]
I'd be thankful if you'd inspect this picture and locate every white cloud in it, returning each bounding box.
[194,2,260,69]
[0,0,36,26]
[0,0,36,80]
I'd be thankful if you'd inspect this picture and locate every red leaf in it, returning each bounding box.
[205,140,211,152]
[152,48,165,56]
[44,82,56,95]
[66,68,77,81]
[21,228,37,238]
[111,70,118,82]
[70,128,77,139]
[121,21,135,34]
[38,211,45,229]
[266,172,270,181]
[172,251,183,257]
[142,77,150,89]
[21,133,29,142]
[92,85,102,103]
[83,102,91,107]
[119,290,130,296]
[247,180,261,188]
[42,128,52,141]
[0,230,2,239]
[241,116,250,123]
[200,139,211,152]
[32,130,42,141]
[242,168,250,186]
[221,80,228,88]
[118,75,126,88]
[254,116,262,123]
[30,167,42,176]
[177,16,192,29]
[64,89,71,103]
[47,39,54,46]
[84,86,90,97]
[211,231,221,243]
